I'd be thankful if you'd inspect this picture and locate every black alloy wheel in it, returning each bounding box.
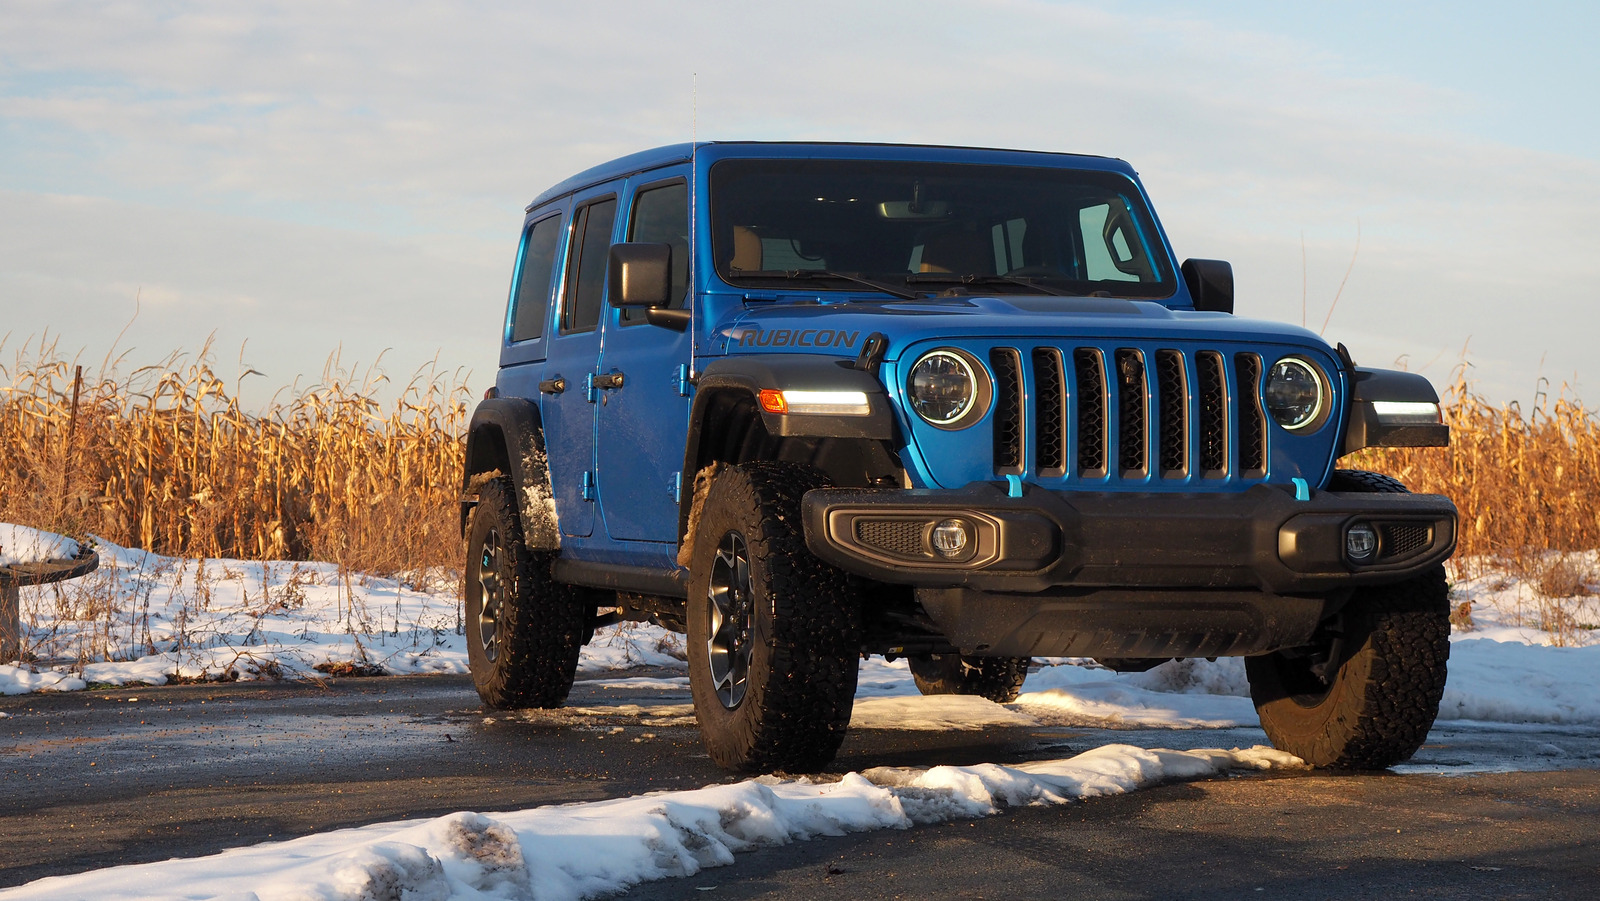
[706,531,754,708]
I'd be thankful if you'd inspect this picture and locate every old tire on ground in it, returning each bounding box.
[1245,470,1451,769]
[687,462,862,773]
[465,476,593,709]
[909,654,1030,703]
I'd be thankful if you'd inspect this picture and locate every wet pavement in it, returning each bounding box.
[4,672,1599,895]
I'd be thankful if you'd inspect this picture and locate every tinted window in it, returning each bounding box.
[623,181,689,323]
[509,214,562,342]
[561,198,617,333]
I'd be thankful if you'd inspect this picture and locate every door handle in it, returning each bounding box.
[539,377,566,394]
[591,371,625,390]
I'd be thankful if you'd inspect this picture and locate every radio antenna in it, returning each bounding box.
[689,73,698,378]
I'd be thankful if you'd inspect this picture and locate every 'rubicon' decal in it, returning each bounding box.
[731,327,861,349]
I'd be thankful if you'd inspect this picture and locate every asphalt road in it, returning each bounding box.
[4,672,1599,898]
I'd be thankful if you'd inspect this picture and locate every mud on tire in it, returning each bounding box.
[1246,470,1451,769]
[687,462,863,773]
[909,654,1030,703]
[466,476,596,709]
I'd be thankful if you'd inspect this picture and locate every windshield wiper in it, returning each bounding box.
[904,273,1074,297]
[732,269,921,300]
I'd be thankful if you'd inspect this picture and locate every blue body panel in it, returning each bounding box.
[494,142,1350,565]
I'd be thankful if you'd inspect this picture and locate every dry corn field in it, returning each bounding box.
[1,339,470,582]
[2,343,1597,591]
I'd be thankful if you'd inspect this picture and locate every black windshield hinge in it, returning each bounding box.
[853,332,888,375]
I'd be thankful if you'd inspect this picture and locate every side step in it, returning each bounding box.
[552,559,689,599]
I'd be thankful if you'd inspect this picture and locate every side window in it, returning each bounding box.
[509,214,562,343]
[561,197,618,333]
[623,181,689,323]
[1079,203,1140,283]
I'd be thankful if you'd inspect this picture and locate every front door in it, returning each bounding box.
[541,187,619,540]
[596,173,693,545]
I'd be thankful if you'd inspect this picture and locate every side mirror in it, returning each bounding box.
[607,243,672,308]
[1181,258,1233,314]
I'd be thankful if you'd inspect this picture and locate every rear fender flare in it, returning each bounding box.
[462,397,561,549]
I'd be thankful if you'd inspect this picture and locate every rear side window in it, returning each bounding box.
[509,214,562,342]
[561,198,618,334]
[622,181,689,323]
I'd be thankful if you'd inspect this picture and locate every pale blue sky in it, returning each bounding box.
[1,1,1596,405]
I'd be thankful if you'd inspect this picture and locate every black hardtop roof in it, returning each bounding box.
[525,141,1130,211]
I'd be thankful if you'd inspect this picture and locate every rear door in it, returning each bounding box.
[541,185,620,540]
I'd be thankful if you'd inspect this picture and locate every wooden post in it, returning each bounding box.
[0,583,18,663]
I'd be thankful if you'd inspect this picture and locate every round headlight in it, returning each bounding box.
[908,350,987,428]
[1263,357,1327,431]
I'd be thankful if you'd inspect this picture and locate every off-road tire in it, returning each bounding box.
[909,654,1030,703]
[687,462,862,773]
[465,476,593,709]
[1245,470,1451,769]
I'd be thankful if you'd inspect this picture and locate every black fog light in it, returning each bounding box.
[1346,523,1378,563]
[930,519,971,558]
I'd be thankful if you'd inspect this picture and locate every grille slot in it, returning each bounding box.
[1379,523,1432,560]
[990,348,1024,474]
[1074,349,1108,477]
[1156,350,1188,478]
[855,519,928,558]
[1115,349,1147,477]
[1235,353,1267,476]
[1033,348,1067,477]
[1197,351,1228,477]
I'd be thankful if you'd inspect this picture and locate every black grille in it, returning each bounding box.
[1033,348,1066,477]
[1156,350,1187,478]
[1115,349,1147,476]
[1074,349,1108,477]
[1236,353,1267,475]
[991,348,1024,473]
[1197,351,1228,476]
[855,519,927,558]
[1379,523,1432,560]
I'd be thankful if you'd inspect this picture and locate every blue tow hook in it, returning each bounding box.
[1005,474,1024,498]
[1292,477,1310,501]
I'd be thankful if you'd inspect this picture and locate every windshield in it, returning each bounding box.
[710,159,1176,300]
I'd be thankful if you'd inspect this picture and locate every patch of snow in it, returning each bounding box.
[0,524,80,566]
[1439,639,1600,724]
[850,695,1039,730]
[0,745,1302,901]
[0,664,86,695]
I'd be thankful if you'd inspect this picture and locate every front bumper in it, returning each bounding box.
[802,481,1457,596]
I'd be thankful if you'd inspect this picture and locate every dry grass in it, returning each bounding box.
[0,336,470,583]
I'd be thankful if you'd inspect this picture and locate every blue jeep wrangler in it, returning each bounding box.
[462,142,1456,773]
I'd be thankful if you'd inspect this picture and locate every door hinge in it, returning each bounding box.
[670,471,682,502]
[585,373,598,403]
[677,364,693,397]
[581,470,596,501]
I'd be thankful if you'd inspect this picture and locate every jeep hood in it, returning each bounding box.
[713,294,1334,359]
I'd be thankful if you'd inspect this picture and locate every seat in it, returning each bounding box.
[731,226,763,271]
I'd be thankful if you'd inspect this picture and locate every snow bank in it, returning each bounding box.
[0,535,682,694]
[0,524,79,566]
[0,745,1300,901]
